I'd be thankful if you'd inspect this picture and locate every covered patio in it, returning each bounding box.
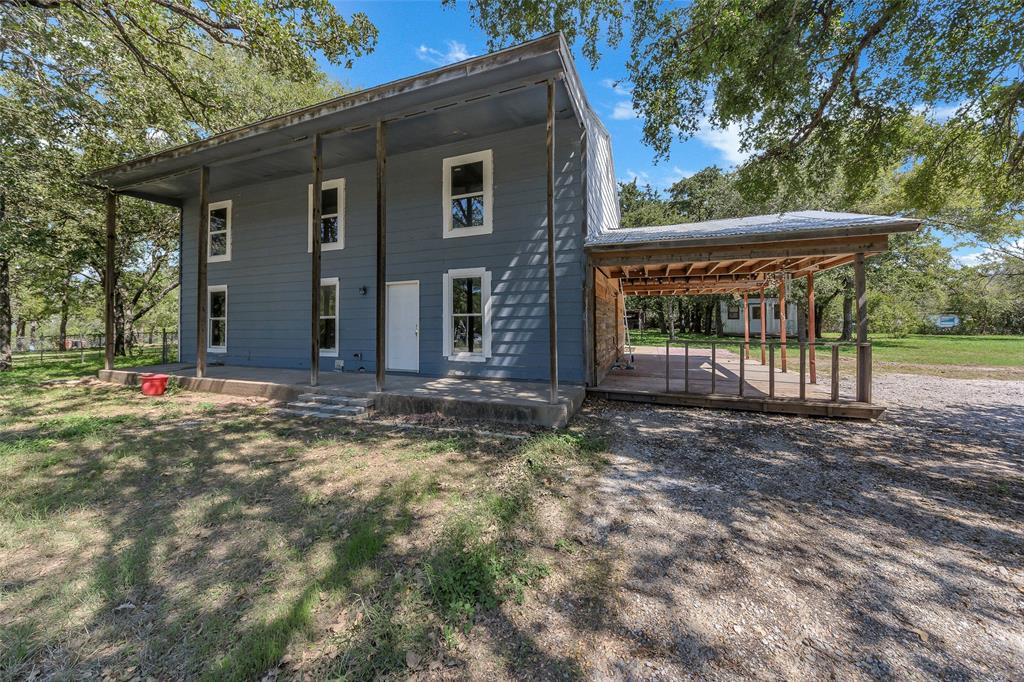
[585,211,921,418]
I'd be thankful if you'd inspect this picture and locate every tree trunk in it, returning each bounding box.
[114,291,127,356]
[58,278,70,351]
[840,279,854,341]
[0,257,11,371]
[713,298,723,336]
[813,291,840,340]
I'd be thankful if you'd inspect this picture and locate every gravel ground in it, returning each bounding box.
[544,374,1024,680]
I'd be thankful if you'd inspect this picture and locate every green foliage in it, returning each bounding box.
[465,0,1023,247]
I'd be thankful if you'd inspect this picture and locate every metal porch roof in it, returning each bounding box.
[586,211,921,249]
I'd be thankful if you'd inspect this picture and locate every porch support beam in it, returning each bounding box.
[807,271,817,383]
[545,79,559,405]
[759,286,767,364]
[375,120,387,393]
[104,191,116,371]
[310,133,323,387]
[854,253,870,402]
[196,165,209,378]
[779,276,787,372]
[742,292,750,359]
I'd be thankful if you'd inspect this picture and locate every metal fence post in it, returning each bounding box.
[831,344,840,402]
[769,344,775,398]
[739,342,745,397]
[665,339,670,393]
[710,342,717,394]
[799,342,807,401]
[684,341,690,393]
[161,328,168,364]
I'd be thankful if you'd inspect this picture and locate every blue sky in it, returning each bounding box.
[327,1,978,262]
[328,1,733,188]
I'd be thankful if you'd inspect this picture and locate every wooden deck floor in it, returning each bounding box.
[591,346,882,419]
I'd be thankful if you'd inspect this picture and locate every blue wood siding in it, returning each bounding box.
[179,122,585,383]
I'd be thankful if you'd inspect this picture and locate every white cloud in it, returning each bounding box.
[610,101,638,120]
[912,101,964,123]
[695,121,749,166]
[601,78,632,97]
[955,251,988,267]
[416,40,473,66]
[618,166,695,190]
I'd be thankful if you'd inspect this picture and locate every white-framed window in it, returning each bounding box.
[442,150,493,238]
[442,267,491,362]
[207,200,232,262]
[207,285,227,353]
[319,277,339,356]
[308,178,345,252]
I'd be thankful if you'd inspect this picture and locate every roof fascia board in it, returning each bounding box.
[89,33,565,184]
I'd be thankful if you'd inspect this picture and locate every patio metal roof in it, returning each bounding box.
[585,211,921,249]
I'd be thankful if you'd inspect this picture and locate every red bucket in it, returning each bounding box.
[140,373,170,396]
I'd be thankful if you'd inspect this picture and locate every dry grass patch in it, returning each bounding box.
[0,381,606,680]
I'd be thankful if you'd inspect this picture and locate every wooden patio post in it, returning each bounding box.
[854,253,870,402]
[807,271,817,384]
[742,292,750,359]
[104,191,116,371]
[759,286,766,364]
[779,277,787,372]
[310,133,323,387]
[375,120,387,394]
[545,79,559,405]
[196,166,209,378]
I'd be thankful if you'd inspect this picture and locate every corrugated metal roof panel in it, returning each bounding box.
[585,210,920,247]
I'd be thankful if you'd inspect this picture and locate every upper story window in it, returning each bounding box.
[442,267,492,362]
[308,178,345,252]
[442,150,493,238]
[208,200,232,263]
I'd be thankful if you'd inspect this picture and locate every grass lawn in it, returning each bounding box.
[1,346,172,390]
[628,330,1023,368]
[0,370,605,679]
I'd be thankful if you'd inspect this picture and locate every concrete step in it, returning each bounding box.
[272,406,365,420]
[297,393,375,408]
[285,401,365,416]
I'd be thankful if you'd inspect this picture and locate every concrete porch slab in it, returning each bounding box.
[97,364,585,428]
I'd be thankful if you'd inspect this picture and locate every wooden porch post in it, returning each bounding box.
[545,79,559,405]
[104,191,116,371]
[807,271,817,383]
[742,292,749,359]
[778,277,787,372]
[375,120,387,393]
[310,133,323,387]
[196,166,209,378]
[759,286,766,364]
[854,253,870,402]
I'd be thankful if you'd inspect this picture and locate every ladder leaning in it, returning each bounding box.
[613,278,635,370]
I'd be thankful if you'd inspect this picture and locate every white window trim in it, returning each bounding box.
[308,178,345,252]
[207,200,232,263]
[319,277,339,357]
[207,285,227,353]
[442,150,493,239]
[442,267,492,362]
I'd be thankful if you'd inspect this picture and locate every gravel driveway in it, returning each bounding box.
[561,374,1024,680]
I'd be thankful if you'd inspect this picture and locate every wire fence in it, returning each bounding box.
[11,330,179,366]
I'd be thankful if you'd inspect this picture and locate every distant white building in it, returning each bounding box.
[927,313,960,329]
[720,298,797,337]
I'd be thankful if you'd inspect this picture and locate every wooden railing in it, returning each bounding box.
[663,340,873,404]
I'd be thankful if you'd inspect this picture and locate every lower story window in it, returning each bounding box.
[727,302,740,320]
[208,285,227,352]
[319,278,338,356]
[443,267,491,362]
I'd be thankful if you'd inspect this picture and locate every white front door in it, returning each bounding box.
[386,281,419,372]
